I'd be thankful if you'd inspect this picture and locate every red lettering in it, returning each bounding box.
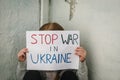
[39,34,44,44]
[52,34,58,44]
[45,34,51,44]
[30,33,58,45]
[31,34,37,44]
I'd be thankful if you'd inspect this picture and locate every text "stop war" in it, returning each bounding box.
[30,33,78,45]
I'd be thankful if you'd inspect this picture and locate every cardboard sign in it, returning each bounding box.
[26,31,80,70]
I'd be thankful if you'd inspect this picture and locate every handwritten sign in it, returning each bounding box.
[26,31,80,70]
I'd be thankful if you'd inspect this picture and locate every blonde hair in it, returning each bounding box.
[39,22,64,30]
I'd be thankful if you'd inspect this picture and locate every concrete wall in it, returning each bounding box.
[0,0,120,80]
[0,0,39,79]
[50,0,120,80]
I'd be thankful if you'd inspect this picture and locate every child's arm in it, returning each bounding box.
[16,61,26,80]
[77,61,88,80]
[16,48,28,80]
[75,47,88,80]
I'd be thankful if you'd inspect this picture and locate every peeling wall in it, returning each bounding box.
[0,0,39,79]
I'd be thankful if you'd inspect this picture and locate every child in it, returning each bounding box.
[17,22,88,80]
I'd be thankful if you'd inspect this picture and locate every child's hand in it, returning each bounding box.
[17,48,28,62]
[75,47,86,62]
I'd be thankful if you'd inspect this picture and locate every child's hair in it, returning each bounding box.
[39,22,64,30]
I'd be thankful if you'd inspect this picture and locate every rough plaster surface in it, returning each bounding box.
[0,0,39,79]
